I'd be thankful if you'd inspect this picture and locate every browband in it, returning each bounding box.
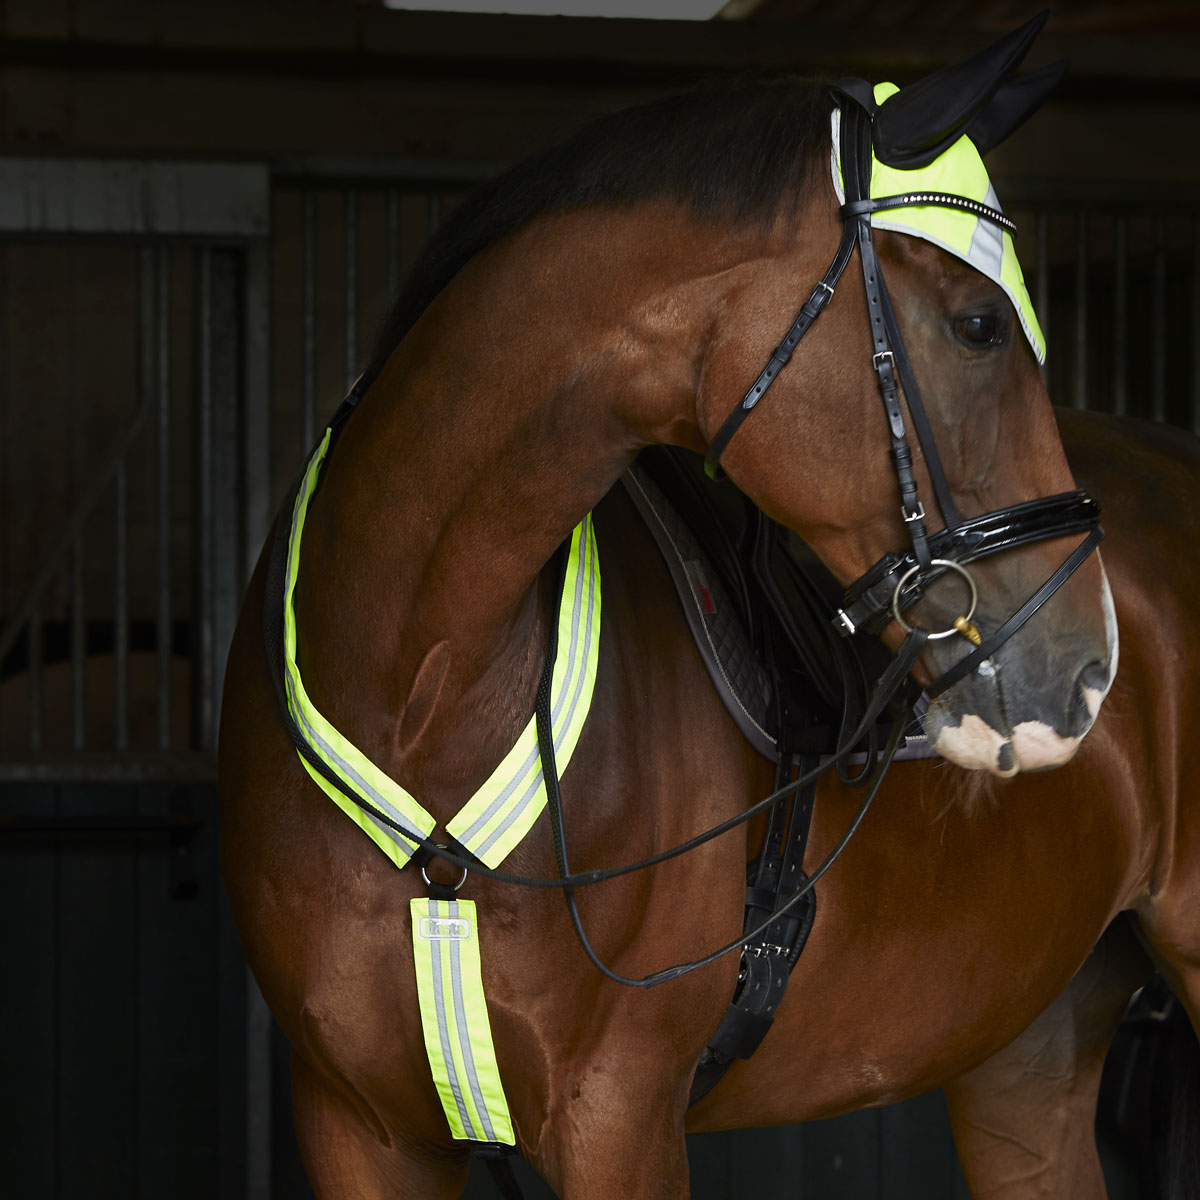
[841,193,1017,236]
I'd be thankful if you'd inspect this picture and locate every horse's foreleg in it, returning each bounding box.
[291,1052,470,1200]
[942,915,1149,1200]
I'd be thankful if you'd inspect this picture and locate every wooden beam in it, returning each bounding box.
[0,3,1196,85]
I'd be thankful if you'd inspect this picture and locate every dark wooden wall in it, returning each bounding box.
[1,4,1198,1197]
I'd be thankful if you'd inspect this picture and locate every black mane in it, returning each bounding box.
[367,74,830,376]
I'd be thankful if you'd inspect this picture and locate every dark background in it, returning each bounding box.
[0,2,1197,1196]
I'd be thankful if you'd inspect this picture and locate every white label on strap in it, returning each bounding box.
[418,916,472,941]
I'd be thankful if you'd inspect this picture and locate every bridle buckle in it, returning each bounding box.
[872,349,895,371]
[902,501,926,523]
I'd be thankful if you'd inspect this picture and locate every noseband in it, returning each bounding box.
[703,85,1103,698]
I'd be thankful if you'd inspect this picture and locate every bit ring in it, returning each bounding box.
[891,558,978,641]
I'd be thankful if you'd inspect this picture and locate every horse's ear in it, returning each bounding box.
[873,10,1050,169]
[965,59,1068,156]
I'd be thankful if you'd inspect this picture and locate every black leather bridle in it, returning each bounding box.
[265,84,1108,995]
[704,83,1104,699]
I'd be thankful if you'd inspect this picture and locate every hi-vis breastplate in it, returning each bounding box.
[279,424,602,1147]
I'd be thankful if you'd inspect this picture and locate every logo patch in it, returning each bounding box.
[418,916,471,941]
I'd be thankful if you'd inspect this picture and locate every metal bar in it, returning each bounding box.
[0,814,202,837]
[151,247,172,751]
[344,189,358,391]
[0,244,7,745]
[114,461,129,751]
[193,248,215,752]
[1073,213,1088,410]
[386,188,402,302]
[301,190,316,451]
[208,250,243,749]
[0,160,270,237]
[28,608,42,752]
[273,156,499,187]
[242,239,273,585]
[246,974,273,1200]
[1035,212,1049,389]
[1193,214,1200,435]
[0,751,218,784]
[70,540,85,750]
[1152,215,1167,423]
[0,401,150,668]
[1113,216,1128,418]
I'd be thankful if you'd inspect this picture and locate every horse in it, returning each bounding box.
[216,23,1183,1198]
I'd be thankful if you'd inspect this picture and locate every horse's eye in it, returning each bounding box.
[956,314,1000,346]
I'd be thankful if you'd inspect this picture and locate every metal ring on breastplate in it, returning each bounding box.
[891,559,978,640]
[421,858,469,891]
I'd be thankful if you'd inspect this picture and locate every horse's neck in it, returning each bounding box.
[292,204,774,801]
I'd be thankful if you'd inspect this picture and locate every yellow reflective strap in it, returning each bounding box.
[447,512,601,868]
[283,432,437,866]
[831,82,1046,363]
[410,898,515,1145]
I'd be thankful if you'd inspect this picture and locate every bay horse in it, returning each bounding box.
[217,27,1187,1199]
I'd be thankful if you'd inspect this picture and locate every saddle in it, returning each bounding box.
[620,447,934,1104]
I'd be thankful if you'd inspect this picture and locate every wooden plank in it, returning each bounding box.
[135,784,219,1199]
[0,783,58,1197]
[693,1123,806,1197]
[803,1108,882,1197]
[56,783,138,1195]
[686,1127,735,1198]
[881,1090,964,1200]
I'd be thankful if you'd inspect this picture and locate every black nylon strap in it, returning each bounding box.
[473,1144,526,1200]
[926,526,1105,698]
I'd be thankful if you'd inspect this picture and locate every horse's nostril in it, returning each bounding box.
[1078,660,1109,693]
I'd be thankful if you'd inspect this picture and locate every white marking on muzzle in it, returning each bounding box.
[1010,720,1083,771]
[931,714,1018,777]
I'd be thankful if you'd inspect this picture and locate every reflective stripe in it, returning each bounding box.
[284,435,602,871]
[830,83,1046,363]
[411,898,515,1145]
[447,512,601,867]
[967,182,1005,282]
[283,431,436,867]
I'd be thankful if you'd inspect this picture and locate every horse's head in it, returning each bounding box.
[698,15,1116,777]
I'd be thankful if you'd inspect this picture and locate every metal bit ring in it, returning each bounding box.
[891,558,979,641]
